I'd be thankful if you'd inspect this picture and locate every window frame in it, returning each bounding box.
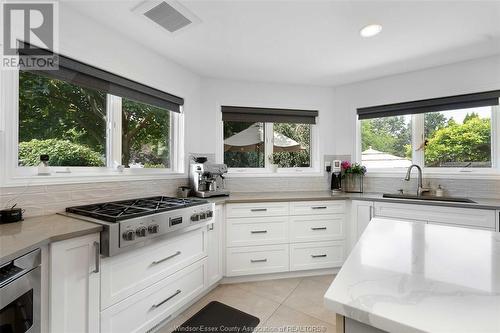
[356,104,500,178]
[217,109,321,176]
[0,69,185,187]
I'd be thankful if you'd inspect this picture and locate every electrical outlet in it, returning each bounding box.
[325,161,331,172]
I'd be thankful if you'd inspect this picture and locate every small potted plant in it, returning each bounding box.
[341,161,367,193]
[268,153,279,172]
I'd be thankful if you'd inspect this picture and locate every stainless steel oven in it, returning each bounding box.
[0,249,41,333]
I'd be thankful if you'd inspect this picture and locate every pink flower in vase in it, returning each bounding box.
[341,161,351,171]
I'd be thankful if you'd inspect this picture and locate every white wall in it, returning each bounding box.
[58,4,203,162]
[332,55,500,159]
[198,77,335,157]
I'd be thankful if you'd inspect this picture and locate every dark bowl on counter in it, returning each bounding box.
[0,207,24,224]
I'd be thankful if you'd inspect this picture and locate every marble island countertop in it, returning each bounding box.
[324,218,500,333]
[0,214,102,266]
[204,191,500,210]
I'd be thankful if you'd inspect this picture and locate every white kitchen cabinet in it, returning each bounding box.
[374,202,496,230]
[101,259,206,333]
[226,244,289,276]
[350,201,374,246]
[226,216,289,246]
[207,205,224,286]
[226,202,289,218]
[289,214,344,243]
[225,200,347,277]
[100,228,205,309]
[50,233,100,333]
[289,200,345,216]
[290,241,345,271]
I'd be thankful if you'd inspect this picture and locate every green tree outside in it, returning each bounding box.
[361,112,492,168]
[18,71,171,167]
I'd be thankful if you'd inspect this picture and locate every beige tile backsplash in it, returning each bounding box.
[0,178,188,218]
[1,172,499,218]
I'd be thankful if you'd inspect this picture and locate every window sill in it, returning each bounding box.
[227,170,324,178]
[2,171,187,187]
[365,169,500,180]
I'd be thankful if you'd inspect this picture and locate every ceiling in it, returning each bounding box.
[64,0,500,86]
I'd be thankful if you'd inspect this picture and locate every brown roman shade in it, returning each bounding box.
[221,106,318,124]
[357,90,500,120]
[18,42,184,112]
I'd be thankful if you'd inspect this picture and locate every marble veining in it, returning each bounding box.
[324,218,500,333]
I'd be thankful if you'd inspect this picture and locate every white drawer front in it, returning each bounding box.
[374,202,496,230]
[226,202,289,218]
[101,229,205,309]
[226,216,289,247]
[226,244,289,276]
[101,259,206,333]
[289,201,345,216]
[290,214,345,243]
[290,241,344,271]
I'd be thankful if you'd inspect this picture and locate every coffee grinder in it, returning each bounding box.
[330,160,342,192]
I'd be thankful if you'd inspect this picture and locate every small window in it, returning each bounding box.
[18,71,107,167]
[424,107,492,168]
[223,122,265,168]
[223,121,313,170]
[360,115,412,169]
[121,98,171,168]
[221,106,317,171]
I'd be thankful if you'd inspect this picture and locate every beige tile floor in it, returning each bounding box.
[159,274,337,333]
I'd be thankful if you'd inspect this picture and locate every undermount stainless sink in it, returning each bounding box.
[382,193,476,204]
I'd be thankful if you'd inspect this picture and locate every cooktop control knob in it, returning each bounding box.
[191,214,199,222]
[207,210,213,218]
[135,226,147,237]
[148,224,159,234]
[199,212,206,220]
[122,230,135,241]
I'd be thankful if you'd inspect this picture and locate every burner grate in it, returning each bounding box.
[66,196,207,222]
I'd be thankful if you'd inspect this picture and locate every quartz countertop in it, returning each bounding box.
[324,218,500,333]
[0,214,102,266]
[202,191,500,210]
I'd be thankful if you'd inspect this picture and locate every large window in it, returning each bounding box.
[358,92,499,172]
[18,71,107,167]
[17,71,177,171]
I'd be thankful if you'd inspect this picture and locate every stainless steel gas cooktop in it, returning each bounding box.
[65,196,214,257]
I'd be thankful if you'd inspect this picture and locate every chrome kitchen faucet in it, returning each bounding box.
[404,164,431,196]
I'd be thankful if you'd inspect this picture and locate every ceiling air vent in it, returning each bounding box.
[133,0,200,34]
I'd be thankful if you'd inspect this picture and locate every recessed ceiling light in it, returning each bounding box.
[360,24,382,38]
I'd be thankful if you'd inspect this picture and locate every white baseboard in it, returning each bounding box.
[220,268,340,284]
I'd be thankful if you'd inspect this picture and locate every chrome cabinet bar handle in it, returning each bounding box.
[311,206,327,210]
[311,254,327,258]
[152,251,181,265]
[151,289,181,309]
[250,208,267,212]
[93,241,100,273]
[250,230,268,234]
[311,227,327,230]
[250,259,267,263]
